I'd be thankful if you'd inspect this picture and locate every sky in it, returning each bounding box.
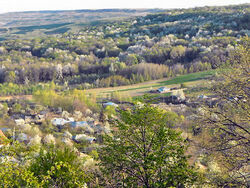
[0,0,249,13]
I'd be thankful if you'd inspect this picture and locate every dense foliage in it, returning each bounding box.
[0,143,89,187]
[99,104,198,187]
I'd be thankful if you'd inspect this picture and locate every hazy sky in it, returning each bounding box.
[0,0,249,13]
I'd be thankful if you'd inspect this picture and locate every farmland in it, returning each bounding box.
[85,70,216,98]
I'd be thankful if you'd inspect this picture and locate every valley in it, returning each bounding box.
[0,4,249,187]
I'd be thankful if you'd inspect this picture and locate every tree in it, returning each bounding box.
[0,161,40,187]
[197,37,249,187]
[170,45,186,61]
[0,142,41,187]
[29,145,89,187]
[0,143,89,187]
[5,71,16,83]
[99,103,198,187]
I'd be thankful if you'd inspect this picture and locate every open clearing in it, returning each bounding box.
[85,70,216,97]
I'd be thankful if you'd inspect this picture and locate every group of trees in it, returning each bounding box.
[0,5,248,91]
[99,36,250,187]
[0,83,46,96]
[33,88,98,112]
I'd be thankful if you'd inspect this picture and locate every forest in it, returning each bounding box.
[0,4,249,95]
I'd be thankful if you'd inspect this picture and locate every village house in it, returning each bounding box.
[157,87,170,93]
[103,102,119,108]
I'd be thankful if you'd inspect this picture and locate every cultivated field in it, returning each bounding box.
[85,70,216,98]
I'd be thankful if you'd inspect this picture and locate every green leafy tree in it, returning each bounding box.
[5,71,16,83]
[0,162,40,187]
[12,103,22,113]
[0,142,41,187]
[104,105,116,116]
[197,37,250,186]
[99,104,198,187]
[29,145,89,187]
[0,143,90,187]
[170,45,186,61]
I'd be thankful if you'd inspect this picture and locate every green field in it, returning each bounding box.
[85,70,217,99]
[115,70,216,93]
[158,70,215,85]
[132,92,172,101]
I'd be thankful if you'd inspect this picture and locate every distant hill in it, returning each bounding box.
[0,9,163,40]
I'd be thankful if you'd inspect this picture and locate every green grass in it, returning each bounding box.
[132,92,171,101]
[111,70,216,93]
[115,85,155,92]
[158,70,216,85]
[130,70,216,101]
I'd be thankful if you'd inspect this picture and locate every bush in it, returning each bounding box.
[29,145,89,187]
[0,162,40,187]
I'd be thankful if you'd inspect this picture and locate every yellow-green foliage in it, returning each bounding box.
[71,89,99,111]
[197,36,250,186]
[40,161,88,187]
[104,105,116,116]
[0,103,8,117]
[0,162,41,187]
[111,91,132,103]
[99,75,130,87]
[89,149,99,160]
[12,103,22,113]
[33,89,74,111]
[0,143,89,187]
[33,88,99,112]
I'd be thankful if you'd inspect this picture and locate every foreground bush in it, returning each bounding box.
[0,144,89,187]
[29,145,89,187]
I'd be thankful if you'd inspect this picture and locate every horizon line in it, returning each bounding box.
[0,3,249,15]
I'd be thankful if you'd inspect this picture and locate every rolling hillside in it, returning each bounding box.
[0,9,163,40]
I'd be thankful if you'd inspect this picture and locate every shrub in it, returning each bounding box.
[29,145,89,187]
